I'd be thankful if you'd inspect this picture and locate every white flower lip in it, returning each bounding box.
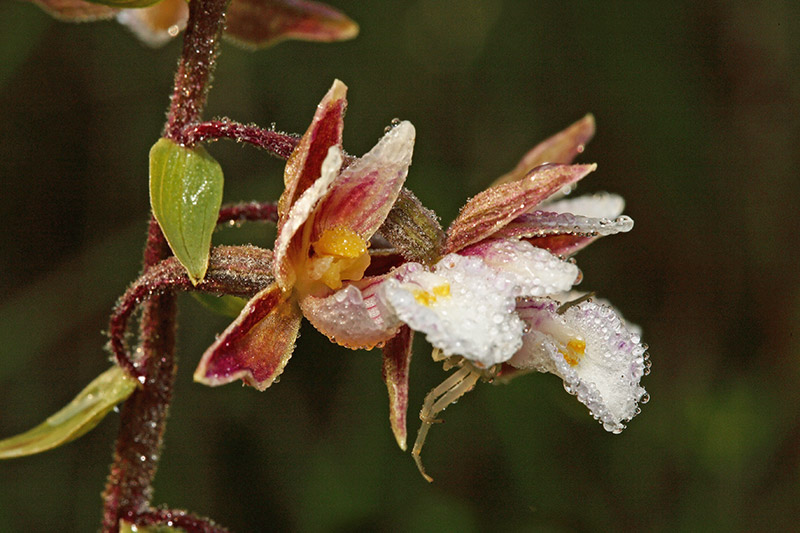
[512,298,648,433]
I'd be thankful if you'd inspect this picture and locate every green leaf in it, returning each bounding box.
[0,366,137,459]
[83,0,161,8]
[192,292,248,318]
[150,137,224,285]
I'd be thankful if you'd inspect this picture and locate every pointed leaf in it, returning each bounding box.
[226,0,358,49]
[194,283,302,390]
[150,137,224,285]
[0,366,137,459]
[382,326,413,450]
[492,115,596,186]
[445,163,597,254]
[191,293,248,318]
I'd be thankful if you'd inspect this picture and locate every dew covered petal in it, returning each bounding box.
[382,255,525,368]
[510,298,647,433]
[312,121,415,242]
[492,114,596,186]
[194,284,302,391]
[459,239,579,296]
[539,192,625,219]
[445,163,596,254]
[299,273,403,349]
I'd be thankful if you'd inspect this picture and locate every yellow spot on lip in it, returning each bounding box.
[560,338,586,366]
[413,283,451,306]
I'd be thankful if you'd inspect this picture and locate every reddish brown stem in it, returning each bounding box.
[102,221,176,532]
[125,508,230,533]
[108,247,274,372]
[184,119,300,158]
[164,0,231,145]
[217,201,279,225]
[103,0,231,528]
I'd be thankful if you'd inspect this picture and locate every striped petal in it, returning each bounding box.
[491,115,596,186]
[381,326,414,450]
[194,283,302,391]
[311,120,415,242]
[279,79,346,221]
[445,164,596,254]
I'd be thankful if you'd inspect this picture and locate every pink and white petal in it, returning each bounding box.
[279,79,346,221]
[381,326,414,450]
[311,121,415,242]
[298,273,403,349]
[26,0,118,21]
[489,209,634,256]
[274,146,342,290]
[460,239,579,296]
[445,163,597,254]
[194,283,302,391]
[382,255,524,368]
[539,192,625,219]
[225,0,358,49]
[116,0,188,47]
[491,115,596,186]
[511,298,647,433]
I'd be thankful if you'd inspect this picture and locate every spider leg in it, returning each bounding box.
[412,364,481,482]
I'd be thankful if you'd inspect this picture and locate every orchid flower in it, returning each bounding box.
[193,81,416,434]
[367,116,649,480]
[26,0,358,49]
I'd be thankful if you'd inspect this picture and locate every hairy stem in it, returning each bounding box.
[184,119,300,158]
[103,0,231,529]
[165,0,231,145]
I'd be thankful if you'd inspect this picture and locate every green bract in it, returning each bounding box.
[149,137,224,285]
[192,292,248,318]
[0,366,137,459]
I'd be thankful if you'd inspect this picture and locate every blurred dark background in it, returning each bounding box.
[1,0,798,530]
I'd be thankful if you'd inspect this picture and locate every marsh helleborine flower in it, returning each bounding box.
[195,80,648,474]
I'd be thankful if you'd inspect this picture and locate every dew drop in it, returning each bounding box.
[640,392,650,404]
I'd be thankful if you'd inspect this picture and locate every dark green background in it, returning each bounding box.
[1,1,798,530]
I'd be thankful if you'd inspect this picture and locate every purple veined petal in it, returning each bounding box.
[491,115,596,187]
[510,298,648,433]
[225,0,359,49]
[279,79,346,221]
[381,325,414,451]
[459,238,580,296]
[311,121,415,242]
[194,283,302,391]
[273,146,342,290]
[116,0,188,47]
[298,272,404,350]
[445,163,597,254]
[26,0,119,21]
